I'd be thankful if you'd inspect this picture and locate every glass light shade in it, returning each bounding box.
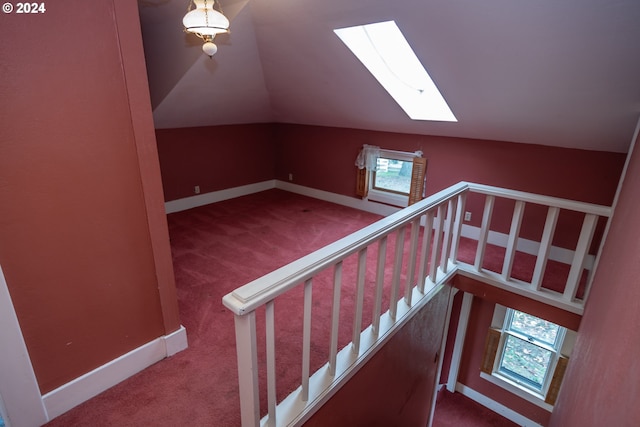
[202,41,218,57]
[183,0,229,36]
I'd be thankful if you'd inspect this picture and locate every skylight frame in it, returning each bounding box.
[334,20,457,122]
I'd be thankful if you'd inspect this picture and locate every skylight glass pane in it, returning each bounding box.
[334,21,457,122]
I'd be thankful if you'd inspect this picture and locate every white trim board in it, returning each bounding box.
[460,224,595,268]
[165,179,401,217]
[479,372,553,412]
[169,182,593,269]
[164,180,277,214]
[0,265,48,427]
[1,264,188,425]
[42,326,188,421]
[446,292,473,393]
[275,180,400,217]
[427,286,458,427]
[455,383,544,427]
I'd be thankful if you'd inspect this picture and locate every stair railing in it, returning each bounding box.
[222,182,612,427]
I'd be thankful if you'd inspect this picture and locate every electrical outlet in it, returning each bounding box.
[464,211,472,221]
[288,173,293,181]
[194,185,200,194]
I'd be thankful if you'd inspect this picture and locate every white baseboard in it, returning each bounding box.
[479,372,553,412]
[164,180,277,214]
[460,224,593,268]
[274,180,400,217]
[42,326,188,421]
[455,383,543,427]
[166,181,588,269]
[165,325,189,356]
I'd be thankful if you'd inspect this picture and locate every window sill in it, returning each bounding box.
[479,372,553,412]
[367,189,408,208]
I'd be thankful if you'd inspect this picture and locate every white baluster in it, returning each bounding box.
[564,214,598,301]
[372,238,387,338]
[417,211,434,293]
[329,262,342,377]
[440,197,457,273]
[474,195,495,271]
[502,200,525,281]
[430,204,445,282]
[532,207,559,289]
[265,301,277,425]
[449,192,467,264]
[390,227,405,320]
[404,219,420,306]
[301,279,313,401]
[352,248,367,354]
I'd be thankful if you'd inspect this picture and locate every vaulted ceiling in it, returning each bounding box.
[138,0,640,153]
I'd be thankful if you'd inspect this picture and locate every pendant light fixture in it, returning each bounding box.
[183,0,230,58]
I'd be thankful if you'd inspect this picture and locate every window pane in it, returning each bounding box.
[374,158,412,193]
[500,335,552,390]
[509,310,559,346]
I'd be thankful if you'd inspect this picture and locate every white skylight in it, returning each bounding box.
[334,20,457,122]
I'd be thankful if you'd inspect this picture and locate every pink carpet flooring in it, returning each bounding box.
[44,190,571,426]
[45,190,386,427]
[433,390,518,427]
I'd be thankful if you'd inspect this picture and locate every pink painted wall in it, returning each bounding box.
[156,124,276,201]
[0,0,177,393]
[273,124,622,203]
[549,130,640,426]
[273,124,624,249]
[155,122,622,251]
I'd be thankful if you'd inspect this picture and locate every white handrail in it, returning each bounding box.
[465,182,612,217]
[222,182,468,315]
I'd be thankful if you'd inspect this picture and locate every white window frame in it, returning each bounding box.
[480,306,572,411]
[495,309,565,394]
[366,149,422,207]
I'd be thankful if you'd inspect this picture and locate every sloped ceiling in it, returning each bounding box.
[138,0,640,153]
